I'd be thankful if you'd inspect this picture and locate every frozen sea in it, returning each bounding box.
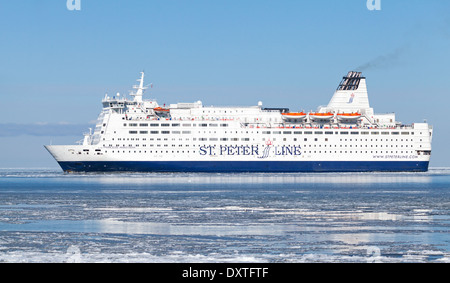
[0,168,448,263]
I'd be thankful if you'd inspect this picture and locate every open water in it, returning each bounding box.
[0,168,448,263]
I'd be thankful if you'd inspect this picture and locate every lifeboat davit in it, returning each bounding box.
[309,112,334,120]
[337,113,361,120]
[282,112,307,119]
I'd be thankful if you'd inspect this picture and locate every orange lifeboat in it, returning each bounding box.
[309,112,334,120]
[281,112,307,119]
[337,112,361,120]
[154,107,170,113]
[154,106,170,117]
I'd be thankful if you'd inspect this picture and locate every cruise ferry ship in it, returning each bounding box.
[45,71,433,173]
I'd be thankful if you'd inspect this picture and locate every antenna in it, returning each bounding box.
[130,71,148,103]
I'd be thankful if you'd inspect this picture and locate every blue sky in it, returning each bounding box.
[0,0,449,167]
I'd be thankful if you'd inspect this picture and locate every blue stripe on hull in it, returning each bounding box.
[58,161,429,173]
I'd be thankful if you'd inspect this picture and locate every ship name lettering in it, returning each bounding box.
[200,145,301,157]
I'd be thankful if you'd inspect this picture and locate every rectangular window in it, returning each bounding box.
[129,131,138,134]
[139,123,148,127]
[150,124,159,127]
[361,131,369,135]
[351,132,359,135]
[283,131,292,134]
[381,132,389,135]
[182,131,191,134]
[162,131,170,134]
[172,124,180,127]
[200,124,208,127]
[139,131,148,134]
[325,131,333,135]
[340,132,348,135]
[294,131,302,134]
[182,123,191,127]
[129,123,138,127]
[401,132,410,135]
[161,124,170,127]
[314,131,323,135]
[304,131,313,135]
[150,131,159,134]
[371,131,379,135]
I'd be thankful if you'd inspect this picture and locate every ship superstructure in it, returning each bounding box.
[45,71,433,172]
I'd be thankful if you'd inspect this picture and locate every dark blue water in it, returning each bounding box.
[0,168,448,262]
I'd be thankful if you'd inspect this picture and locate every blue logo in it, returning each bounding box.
[348,93,355,104]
